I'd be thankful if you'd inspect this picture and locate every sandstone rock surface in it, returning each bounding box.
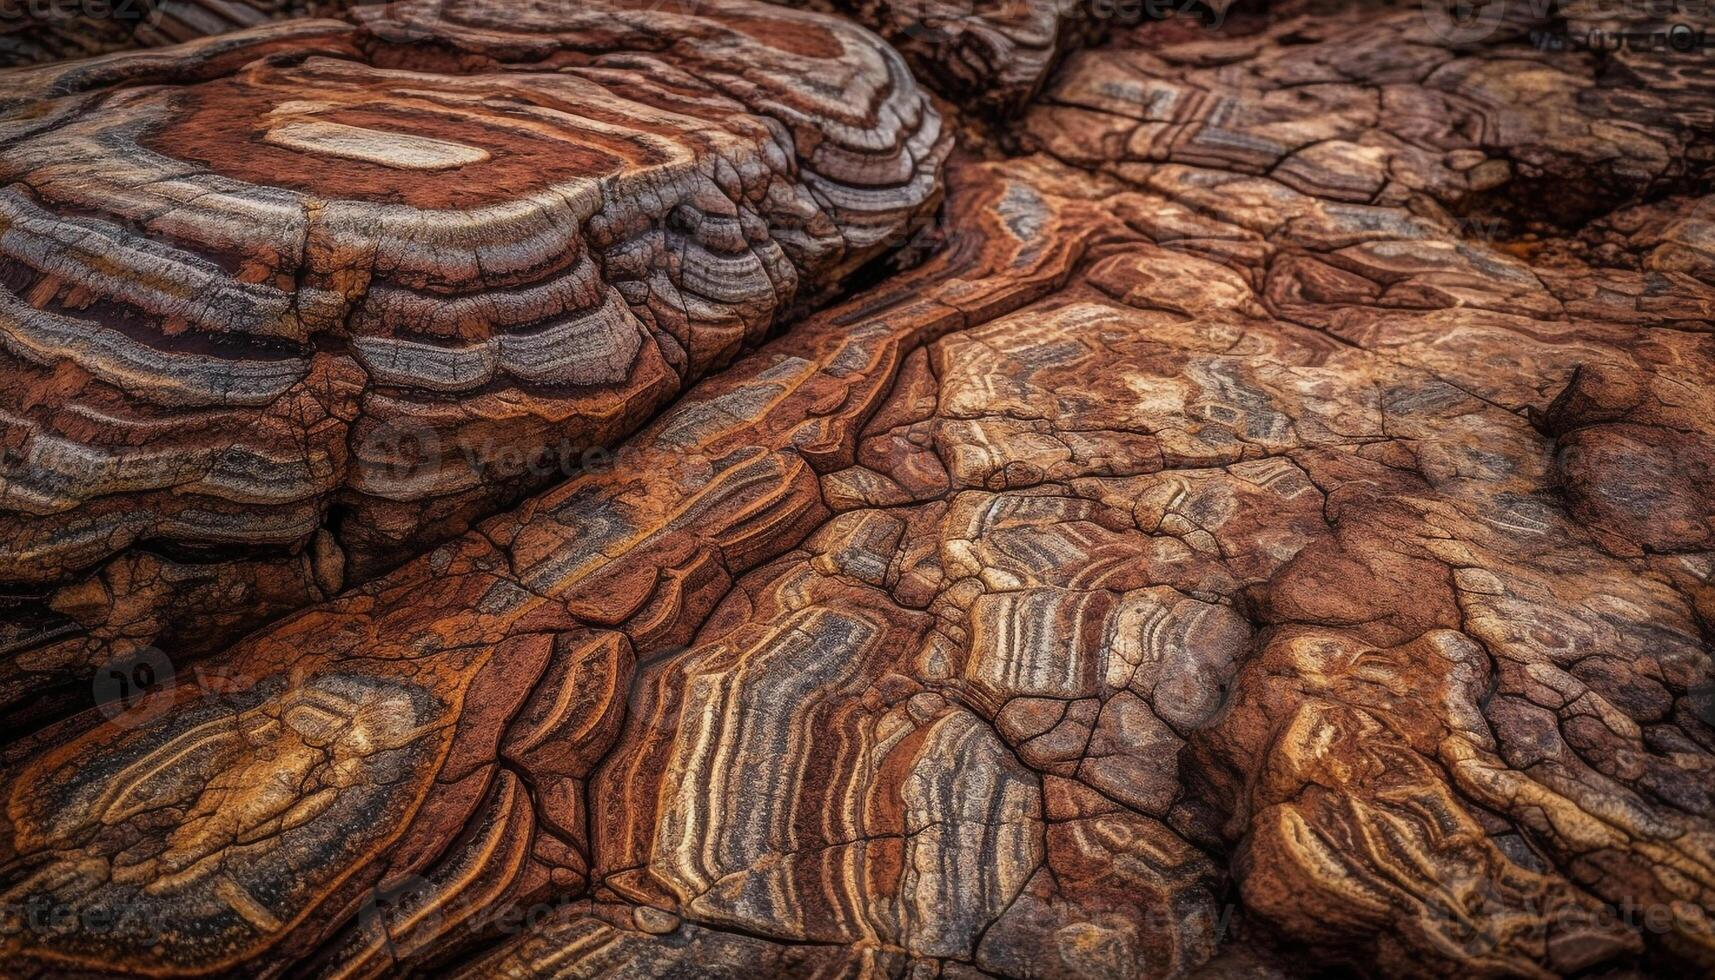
[0,0,947,723]
[1,1,1712,978]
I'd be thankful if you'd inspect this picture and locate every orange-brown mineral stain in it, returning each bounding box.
[146,77,636,210]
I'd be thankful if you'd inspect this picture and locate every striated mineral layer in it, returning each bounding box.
[0,0,1093,110]
[0,0,947,724]
[1,0,1713,979]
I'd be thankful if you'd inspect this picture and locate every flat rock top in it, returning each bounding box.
[6,0,936,347]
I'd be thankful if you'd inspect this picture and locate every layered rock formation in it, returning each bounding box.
[1,0,1713,978]
[0,0,1097,110]
[773,0,1100,111]
[0,0,946,723]
[0,0,344,65]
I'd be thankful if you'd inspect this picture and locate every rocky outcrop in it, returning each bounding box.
[0,0,947,723]
[0,154,1077,978]
[773,0,1099,111]
[0,0,346,65]
[1,0,1712,978]
[0,0,1098,110]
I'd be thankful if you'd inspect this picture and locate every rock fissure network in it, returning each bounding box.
[0,1,1712,977]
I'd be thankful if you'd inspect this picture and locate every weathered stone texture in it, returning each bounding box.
[1,1,1712,978]
[0,0,947,722]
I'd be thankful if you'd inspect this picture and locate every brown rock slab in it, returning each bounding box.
[0,0,948,720]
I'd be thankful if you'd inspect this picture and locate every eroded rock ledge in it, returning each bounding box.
[0,0,1101,110]
[1,1,1712,978]
[0,0,947,722]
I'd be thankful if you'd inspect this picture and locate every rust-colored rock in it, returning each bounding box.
[0,0,947,721]
[774,0,1097,111]
[0,152,1076,977]
[1,1,1713,978]
[0,1,334,65]
[0,0,1096,111]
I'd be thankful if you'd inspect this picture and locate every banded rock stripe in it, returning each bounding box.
[479,6,1715,973]
[0,0,1095,113]
[0,0,348,66]
[2,1,1715,978]
[771,0,1097,112]
[0,0,948,721]
[0,158,1084,977]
